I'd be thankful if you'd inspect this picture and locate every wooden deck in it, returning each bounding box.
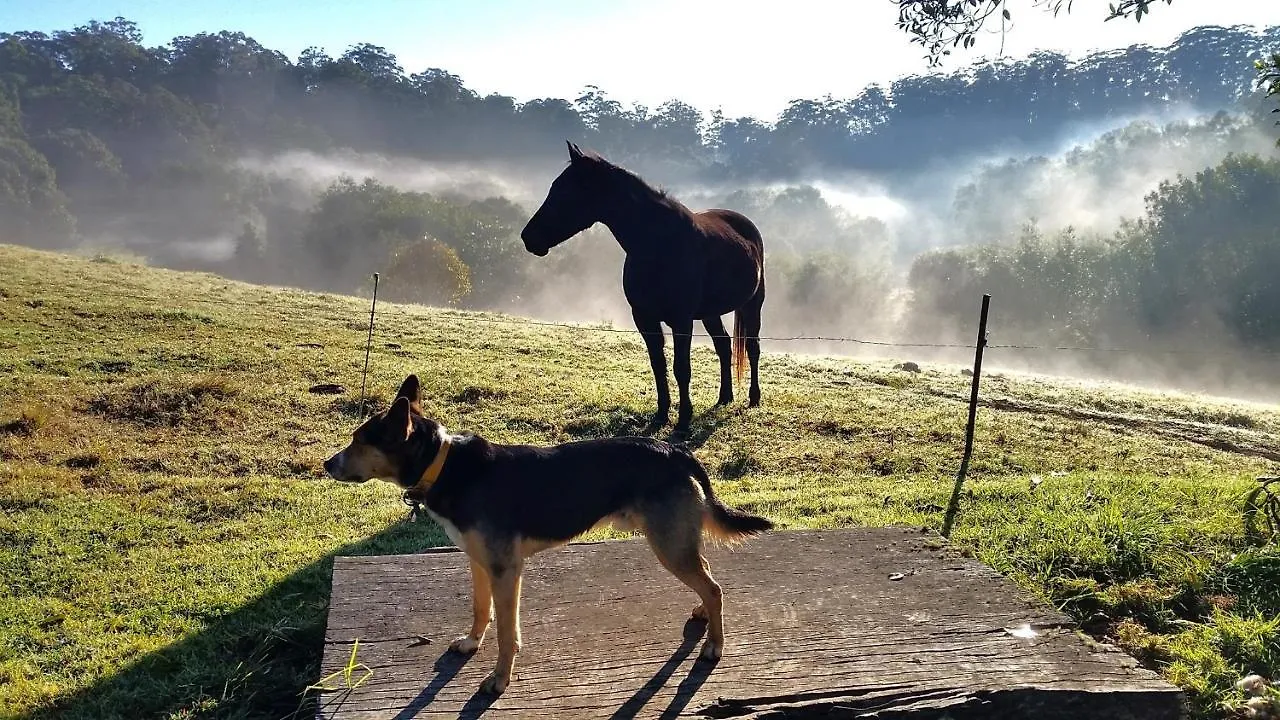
[316,528,1182,719]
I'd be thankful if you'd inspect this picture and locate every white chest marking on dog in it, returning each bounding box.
[425,507,468,551]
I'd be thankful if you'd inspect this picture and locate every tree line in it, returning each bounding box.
[1,18,1275,242]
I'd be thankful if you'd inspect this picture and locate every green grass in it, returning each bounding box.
[1,243,1278,719]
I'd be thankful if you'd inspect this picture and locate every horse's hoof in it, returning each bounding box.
[672,415,692,440]
[716,393,733,406]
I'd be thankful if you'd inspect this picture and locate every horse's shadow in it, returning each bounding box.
[562,405,652,439]
[561,400,740,450]
[670,403,742,450]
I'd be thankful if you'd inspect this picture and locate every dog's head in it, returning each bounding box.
[323,374,442,487]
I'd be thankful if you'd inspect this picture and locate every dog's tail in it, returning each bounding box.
[672,445,774,544]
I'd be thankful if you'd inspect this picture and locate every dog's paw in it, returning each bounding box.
[478,670,510,695]
[698,640,722,662]
[449,635,481,654]
[690,604,709,621]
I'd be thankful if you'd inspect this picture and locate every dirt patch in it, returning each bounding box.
[0,407,49,436]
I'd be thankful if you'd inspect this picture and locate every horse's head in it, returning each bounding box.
[521,141,609,256]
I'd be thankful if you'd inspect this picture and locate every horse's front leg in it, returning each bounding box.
[670,318,695,436]
[634,313,670,430]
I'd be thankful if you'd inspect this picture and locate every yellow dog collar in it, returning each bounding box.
[413,426,452,491]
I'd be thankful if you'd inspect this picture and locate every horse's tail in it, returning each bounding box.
[732,311,747,385]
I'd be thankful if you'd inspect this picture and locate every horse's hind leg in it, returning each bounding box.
[702,315,733,406]
[634,312,670,430]
[741,288,765,407]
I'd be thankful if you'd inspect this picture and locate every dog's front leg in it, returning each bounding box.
[450,556,492,654]
[478,561,523,695]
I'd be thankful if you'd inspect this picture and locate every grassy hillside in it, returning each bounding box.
[1,243,1278,720]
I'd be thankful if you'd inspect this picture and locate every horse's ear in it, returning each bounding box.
[567,140,584,162]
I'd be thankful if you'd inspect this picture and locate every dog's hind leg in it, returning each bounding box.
[478,556,524,695]
[644,508,725,661]
[450,555,493,654]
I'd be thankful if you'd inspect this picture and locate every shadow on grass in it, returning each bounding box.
[28,516,448,720]
[559,401,740,452]
[674,404,741,451]
[562,404,651,439]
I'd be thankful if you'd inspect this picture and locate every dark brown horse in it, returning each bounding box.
[521,142,766,435]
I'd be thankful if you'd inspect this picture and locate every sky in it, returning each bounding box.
[4,0,1280,121]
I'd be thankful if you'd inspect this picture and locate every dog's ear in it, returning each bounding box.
[386,396,413,439]
[394,374,423,414]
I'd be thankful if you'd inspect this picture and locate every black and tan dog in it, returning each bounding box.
[323,374,773,695]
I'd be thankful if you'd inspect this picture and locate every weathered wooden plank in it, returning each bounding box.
[316,527,1182,719]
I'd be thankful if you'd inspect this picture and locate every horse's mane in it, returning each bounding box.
[581,151,692,217]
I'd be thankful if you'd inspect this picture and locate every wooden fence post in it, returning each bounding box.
[942,294,991,539]
[359,272,380,418]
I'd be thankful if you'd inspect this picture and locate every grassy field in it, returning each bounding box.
[2,243,1279,719]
